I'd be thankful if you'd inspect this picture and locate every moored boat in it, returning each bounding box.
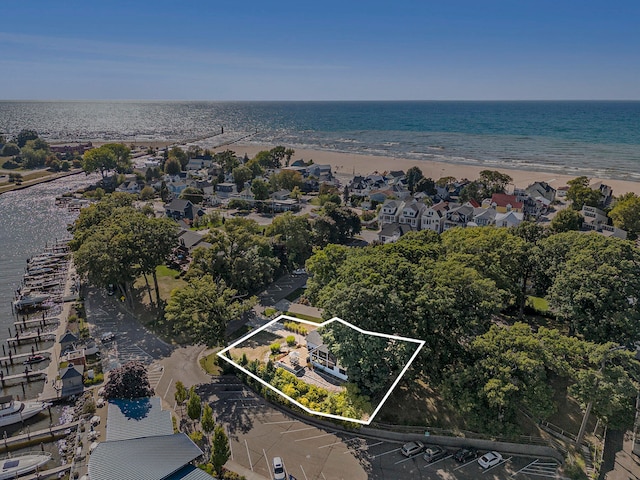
[0,452,51,479]
[0,396,51,427]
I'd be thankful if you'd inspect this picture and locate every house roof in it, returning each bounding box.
[106,397,174,441]
[490,193,523,209]
[166,199,192,212]
[60,331,78,343]
[495,211,524,224]
[178,230,206,250]
[60,365,83,379]
[88,433,204,480]
[306,330,323,347]
[164,465,216,480]
[379,222,412,237]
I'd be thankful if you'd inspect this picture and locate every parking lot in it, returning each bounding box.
[85,289,174,370]
[201,382,562,480]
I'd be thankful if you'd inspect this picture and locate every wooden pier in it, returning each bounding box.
[0,421,79,453]
[0,351,50,364]
[0,371,45,388]
[13,318,60,329]
[7,332,56,346]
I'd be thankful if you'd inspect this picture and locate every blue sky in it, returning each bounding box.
[1,0,638,100]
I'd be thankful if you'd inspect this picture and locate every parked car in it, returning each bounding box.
[423,446,449,463]
[401,441,424,457]
[272,456,286,480]
[292,268,306,275]
[454,447,479,463]
[478,451,503,469]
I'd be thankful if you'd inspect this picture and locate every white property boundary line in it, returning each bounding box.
[217,314,425,425]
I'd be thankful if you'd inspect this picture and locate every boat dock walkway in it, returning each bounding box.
[0,351,50,364]
[13,317,60,330]
[7,332,56,346]
[0,420,80,453]
[0,371,46,387]
[21,463,71,480]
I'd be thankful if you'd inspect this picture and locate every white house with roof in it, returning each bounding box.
[495,211,524,228]
[399,199,426,229]
[378,223,412,244]
[421,201,450,233]
[306,330,348,381]
[378,199,405,226]
[473,207,497,227]
[443,204,475,230]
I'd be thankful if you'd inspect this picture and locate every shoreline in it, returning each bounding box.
[0,169,85,196]
[214,143,640,196]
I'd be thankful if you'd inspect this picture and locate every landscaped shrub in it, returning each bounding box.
[270,343,281,354]
[286,335,296,347]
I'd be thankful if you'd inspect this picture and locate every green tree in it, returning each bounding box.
[187,389,202,421]
[270,169,304,192]
[82,145,117,179]
[164,157,181,175]
[211,424,231,474]
[175,381,188,405]
[1,143,20,156]
[139,185,155,200]
[406,166,424,193]
[20,144,49,168]
[215,150,239,173]
[549,208,583,233]
[180,186,204,204]
[168,146,188,169]
[478,170,513,197]
[415,176,436,195]
[267,213,313,268]
[251,178,270,200]
[547,236,640,344]
[609,192,640,239]
[164,275,255,346]
[232,165,253,191]
[15,129,39,148]
[566,176,603,210]
[201,403,215,433]
[459,181,482,203]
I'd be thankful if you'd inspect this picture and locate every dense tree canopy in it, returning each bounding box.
[609,192,640,240]
[566,176,603,210]
[104,361,154,399]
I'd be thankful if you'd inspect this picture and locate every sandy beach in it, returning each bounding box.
[211,144,640,197]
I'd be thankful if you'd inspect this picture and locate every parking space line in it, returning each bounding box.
[294,432,335,442]
[318,440,344,449]
[263,420,298,425]
[342,440,383,453]
[482,456,511,474]
[245,439,253,471]
[454,458,479,470]
[395,454,420,465]
[424,454,453,468]
[163,377,173,400]
[263,449,273,480]
[227,426,233,461]
[372,447,401,459]
[282,427,316,434]
[299,464,308,480]
[512,459,538,477]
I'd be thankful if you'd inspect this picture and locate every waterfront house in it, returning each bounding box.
[60,364,84,397]
[60,330,79,353]
[483,193,524,213]
[581,205,608,230]
[89,397,213,480]
[472,207,497,227]
[306,330,348,381]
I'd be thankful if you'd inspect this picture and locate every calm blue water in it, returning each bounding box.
[1,101,639,180]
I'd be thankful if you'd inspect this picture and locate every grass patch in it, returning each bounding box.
[285,288,305,302]
[285,312,322,323]
[200,352,222,375]
[156,265,181,278]
[264,307,278,317]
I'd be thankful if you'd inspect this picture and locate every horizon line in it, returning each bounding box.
[1,98,640,103]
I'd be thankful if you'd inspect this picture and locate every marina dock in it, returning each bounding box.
[0,421,80,453]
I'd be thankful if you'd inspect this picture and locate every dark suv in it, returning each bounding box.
[453,447,479,463]
[423,446,449,463]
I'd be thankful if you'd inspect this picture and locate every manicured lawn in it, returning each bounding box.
[285,311,322,323]
[200,352,222,375]
[156,265,181,278]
